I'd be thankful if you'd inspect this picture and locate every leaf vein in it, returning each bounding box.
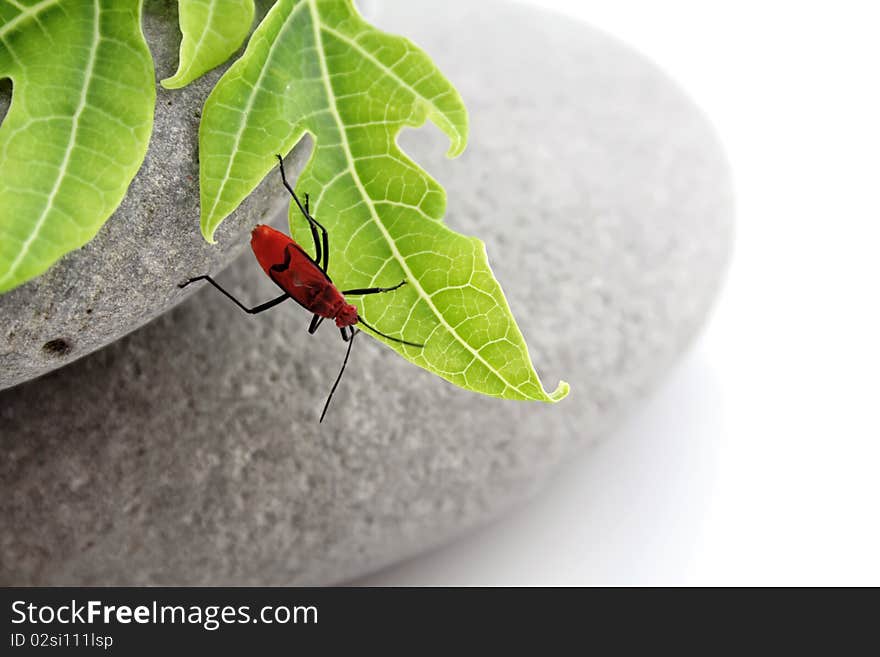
[0,0,102,288]
[308,0,524,396]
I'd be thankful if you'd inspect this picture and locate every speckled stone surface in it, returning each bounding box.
[0,0,733,585]
[0,0,308,390]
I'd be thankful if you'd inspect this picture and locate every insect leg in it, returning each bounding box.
[276,154,330,273]
[320,329,359,423]
[356,314,424,348]
[317,217,330,273]
[341,280,407,296]
[179,276,289,314]
[308,314,325,334]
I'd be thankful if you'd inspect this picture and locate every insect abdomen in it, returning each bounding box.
[250,224,347,319]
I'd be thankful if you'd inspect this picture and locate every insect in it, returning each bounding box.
[180,155,423,422]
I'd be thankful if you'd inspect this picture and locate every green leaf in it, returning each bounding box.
[199,0,568,402]
[0,0,155,294]
[161,0,254,89]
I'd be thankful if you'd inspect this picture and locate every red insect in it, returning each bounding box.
[181,155,422,422]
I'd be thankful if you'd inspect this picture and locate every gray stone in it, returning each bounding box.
[0,0,308,390]
[0,0,733,585]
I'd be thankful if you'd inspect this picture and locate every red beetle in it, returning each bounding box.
[181,155,422,422]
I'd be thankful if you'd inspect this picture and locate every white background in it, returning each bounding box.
[358,0,880,585]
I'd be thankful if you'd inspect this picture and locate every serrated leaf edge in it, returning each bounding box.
[305,0,565,402]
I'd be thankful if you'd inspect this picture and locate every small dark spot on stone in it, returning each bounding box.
[43,338,73,356]
[167,100,172,106]
[85,308,93,315]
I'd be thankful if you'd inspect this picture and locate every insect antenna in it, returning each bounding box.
[356,314,424,348]
[320,329,359,423]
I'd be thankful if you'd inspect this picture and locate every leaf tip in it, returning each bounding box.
[442,109,468,159]
[547,380,570,402]
[445,137,467,159]
[159,74,186,90]
[200,217,219,244]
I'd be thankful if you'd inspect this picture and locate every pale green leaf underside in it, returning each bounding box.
[161,0,254,89]
[199,0,568,402]
[0,0,154,294]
